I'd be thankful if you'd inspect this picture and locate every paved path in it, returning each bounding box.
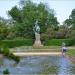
[13,52,62,56]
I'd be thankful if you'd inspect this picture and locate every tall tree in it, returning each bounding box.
[8,0,59,39]
[64,9,75,29]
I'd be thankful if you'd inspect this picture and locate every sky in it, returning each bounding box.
[0,0,75,24]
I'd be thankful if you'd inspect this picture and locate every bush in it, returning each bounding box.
[44,39,73,46]
[1,46,20,63]
[71,30,75,45]
[2,46,10,56]
[1,39,33,48]
[3,69,10,74]
[9,53,20,63]
[41,33,49,41]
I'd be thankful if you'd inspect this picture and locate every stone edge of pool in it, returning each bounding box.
[13,52,62,56]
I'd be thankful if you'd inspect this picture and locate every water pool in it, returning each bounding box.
[0,56,75,75]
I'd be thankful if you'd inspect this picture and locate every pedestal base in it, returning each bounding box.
[33,33,43,47]
[33,40,43,47]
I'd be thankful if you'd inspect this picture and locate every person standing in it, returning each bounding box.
[62,42,68,55]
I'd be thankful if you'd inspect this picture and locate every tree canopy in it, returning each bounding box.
[8,0,59,39]
[64,9,75,29]
[0,18,8,40]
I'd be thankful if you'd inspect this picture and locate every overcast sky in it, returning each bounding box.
[0,0,75,24]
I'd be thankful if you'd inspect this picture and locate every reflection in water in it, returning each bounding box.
[0,56,75,74]
[58,56,71,75]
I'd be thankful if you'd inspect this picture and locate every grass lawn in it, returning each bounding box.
[66,49,75,56]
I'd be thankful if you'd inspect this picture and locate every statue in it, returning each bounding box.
[33,20,43,47]
[33,20,40,34]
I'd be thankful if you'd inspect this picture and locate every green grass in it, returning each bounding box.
[66,49,75,56]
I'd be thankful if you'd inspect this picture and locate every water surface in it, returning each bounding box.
[0,56,75,74]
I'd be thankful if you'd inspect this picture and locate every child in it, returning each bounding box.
[62,42,68,55]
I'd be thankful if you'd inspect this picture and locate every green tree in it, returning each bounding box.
[8,0,58,39]
[64,9,75,39]
[0,20,8,40]
[64,9,75,29]
[56,25,70,39]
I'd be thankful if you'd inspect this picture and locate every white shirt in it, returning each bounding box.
[62,46,68,50]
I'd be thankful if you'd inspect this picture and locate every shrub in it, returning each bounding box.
[9,53,20,63]
[41,33,49,41]
[2,46,10,56]
[44,39,73,46]
[1,46,20,63]
[3,69,10,74]
[71,30,75,45]
[1,39,33,48]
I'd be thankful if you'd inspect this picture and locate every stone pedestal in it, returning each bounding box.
[0,54,3,58]
[33,33,43,47]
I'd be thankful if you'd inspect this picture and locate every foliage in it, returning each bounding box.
[0,21,8,40]
[0,46,20,63]
[41,25,72,42]
[1,39,33,48]
[64,9,75,30]
[8,0,59,39]
[70,30,75,43]
[41,27,56,43]
[63,9,75,39]
[41,33,49,42]
[41,26,59,43]
[45,27,55,39]
[64,19,72,26]
[44,39,73,46]
[3,69,10,74]
[55,25,70,39]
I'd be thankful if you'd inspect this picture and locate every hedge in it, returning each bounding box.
[1,39,33,48]
[44,39,74,46]
[0,39,74,48]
